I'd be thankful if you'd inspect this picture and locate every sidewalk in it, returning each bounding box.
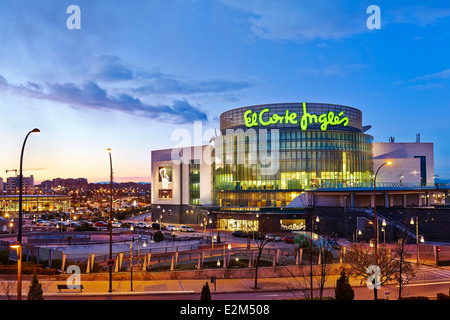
[15,273,366,298]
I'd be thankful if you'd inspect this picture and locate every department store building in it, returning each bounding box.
[151,102,448,239]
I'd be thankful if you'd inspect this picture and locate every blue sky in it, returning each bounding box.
[0,0,450,183]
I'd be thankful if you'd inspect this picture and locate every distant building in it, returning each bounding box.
[38,177,89,194]
[0,194,71,214]
[6,175,35,194]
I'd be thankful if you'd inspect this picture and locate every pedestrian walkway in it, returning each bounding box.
[3,265,450,300]
[7,273,365,298]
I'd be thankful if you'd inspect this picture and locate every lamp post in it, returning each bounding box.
[373,160,392,300]
[209,218,214,250]
[355,229,362,242]
[107,148,113,293]
[10,241,22,300]
[130,242,133,291]
[310,215,319,300]
[16,128,40,300]
[410,216,424,263]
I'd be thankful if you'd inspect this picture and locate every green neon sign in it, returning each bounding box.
[244,103,349,131]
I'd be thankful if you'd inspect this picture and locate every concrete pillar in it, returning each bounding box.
[385,193,389,208]
[86,255,90,273]
[296,249,303,265]
[61,253,66,273]
[90,253,95,270]
[48,249,52,268]
[403,194,407,208]
[143,255,147,270]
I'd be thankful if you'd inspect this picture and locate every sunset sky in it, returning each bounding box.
[1,0,450,183]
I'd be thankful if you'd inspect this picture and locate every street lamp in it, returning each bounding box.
[382,219,387,244]
[107,148,113,293]
[310,215,319,300]
[16,128,40,300]
[410,216,424,263]
[373,160,392,300]
[10,241,22,300]
[356,229,362,242]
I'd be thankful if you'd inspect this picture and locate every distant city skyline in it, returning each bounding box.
[1,1,450,183]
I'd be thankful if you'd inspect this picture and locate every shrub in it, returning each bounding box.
[400,296,430,300]
[200,282,211,300]
[27,271,44,300]
[0,251,9,265]
[74,222,97,232]
[154,231,164,242]
[437,293,450,300]
[335,270,354,300]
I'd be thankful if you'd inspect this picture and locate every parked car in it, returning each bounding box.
[56,221,69,228]
[180,225,195,232]
[78,220,93,226]
[232,230,248,238]
[283,236,295,244]
[166,225,179,231]
[151,222,166,230]
[48,219,60,226]
[136,222,150,229]
[95,221,108,227]
[265,234,282,241]
[68,221,81,227]
[36,219,49,227]
[111,221,122,228]
[247,231,265,240]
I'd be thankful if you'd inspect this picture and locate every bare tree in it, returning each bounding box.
[283,233,336,300]
[253,236,272,289]
[0,275,16,300]
[342,240,420,300]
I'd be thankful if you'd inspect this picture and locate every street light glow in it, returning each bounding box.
[9,241,21,249]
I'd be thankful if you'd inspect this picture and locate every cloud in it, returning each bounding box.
[222,1,450,42]
[134,78,253,95]
[92,55,135,82]
[396,68,450,89]
[221,0,368,41]
[0,54,255,123]
[0,75,208,123]
[90,55,253,96]
[409,69,450,82]
[389,6,450,26]
[301,64,368,76]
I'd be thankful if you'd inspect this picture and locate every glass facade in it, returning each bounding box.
[189,159,200,205]
[214,103,373,208]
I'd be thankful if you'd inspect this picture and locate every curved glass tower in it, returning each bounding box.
[214,102,373,207]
